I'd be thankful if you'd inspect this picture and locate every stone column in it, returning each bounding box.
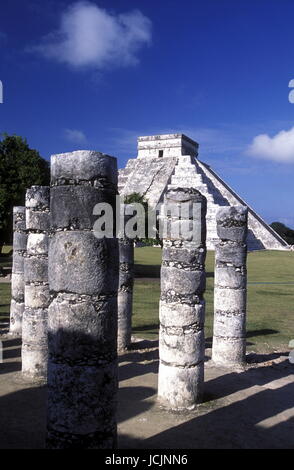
[158,188,207,410]
[117,209,134,351]
[9,206,27,335]
[212,205,248,366]
[47,150,118,449]
[22,186,50,380]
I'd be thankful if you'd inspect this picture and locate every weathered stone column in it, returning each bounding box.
[9,206,27,335]
[117,209,134,351]
[22,186,50,380]
[158,188,207,410]
[47,150,118,449]
[212,205,248,366]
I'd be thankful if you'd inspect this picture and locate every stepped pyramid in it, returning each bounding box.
[118,134,288,250]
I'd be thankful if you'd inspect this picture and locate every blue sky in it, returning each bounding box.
[0,0,294,226]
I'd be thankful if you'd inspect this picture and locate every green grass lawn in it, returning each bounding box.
[0,283,11,330]
[0,245,13,270]
[1,245,12,255]
[1,246,293,352]
[133,247,294,352]
[0,246,13,330]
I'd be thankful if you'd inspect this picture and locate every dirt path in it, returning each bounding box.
[0,335,293,449]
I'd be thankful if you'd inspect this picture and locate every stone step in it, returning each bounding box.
[170,178,201,185]
[173,168,199,177]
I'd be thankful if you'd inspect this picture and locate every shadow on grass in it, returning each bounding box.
[246,328,279,338]
[246,351,289,364]
[255,290,294,296]
[206,272,214,278]
[0,251,12,257]
[134,264,160,278]
[132,324,159,333]
[129,338,159,350]
[134,264,214,280]
[205,328,279,349]
[131,327,278,349]
[0,253,12,270]
[205,338,255,348]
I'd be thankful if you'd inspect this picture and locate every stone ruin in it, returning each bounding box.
[117,210,134,352]
[22,186,50,380]
[119,134,288,251]
[47,151,118,448]
[212,206,248,365]
[6,134,289,448]
[158,188,207,409]
[10,206,27,336]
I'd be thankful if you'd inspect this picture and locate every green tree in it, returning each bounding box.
[124,192,149,212]
[270,221,294,245]
[0,134,50,249]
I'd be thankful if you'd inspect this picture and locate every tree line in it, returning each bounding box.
[0,134,50,251]
[270,222,294,246]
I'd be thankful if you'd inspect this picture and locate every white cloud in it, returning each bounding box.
[64,128,87,144]
[246,127,294,163]
[30,1,152,69]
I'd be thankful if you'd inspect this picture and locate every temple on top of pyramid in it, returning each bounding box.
[118,134,289,251]
[137,134,198,159]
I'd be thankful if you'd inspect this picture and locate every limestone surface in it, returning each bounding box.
[158,188,207,410]
[117,220,134,351]
[118,134,288,251]
[22,186,50,380]
[212,205,248,366]
[9,206,27,335]
[46,150,119,449]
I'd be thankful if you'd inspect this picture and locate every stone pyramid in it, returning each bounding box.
[118,134,288,250]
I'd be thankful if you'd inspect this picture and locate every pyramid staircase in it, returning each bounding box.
[118,134,289,251]
[168,155,229,248]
